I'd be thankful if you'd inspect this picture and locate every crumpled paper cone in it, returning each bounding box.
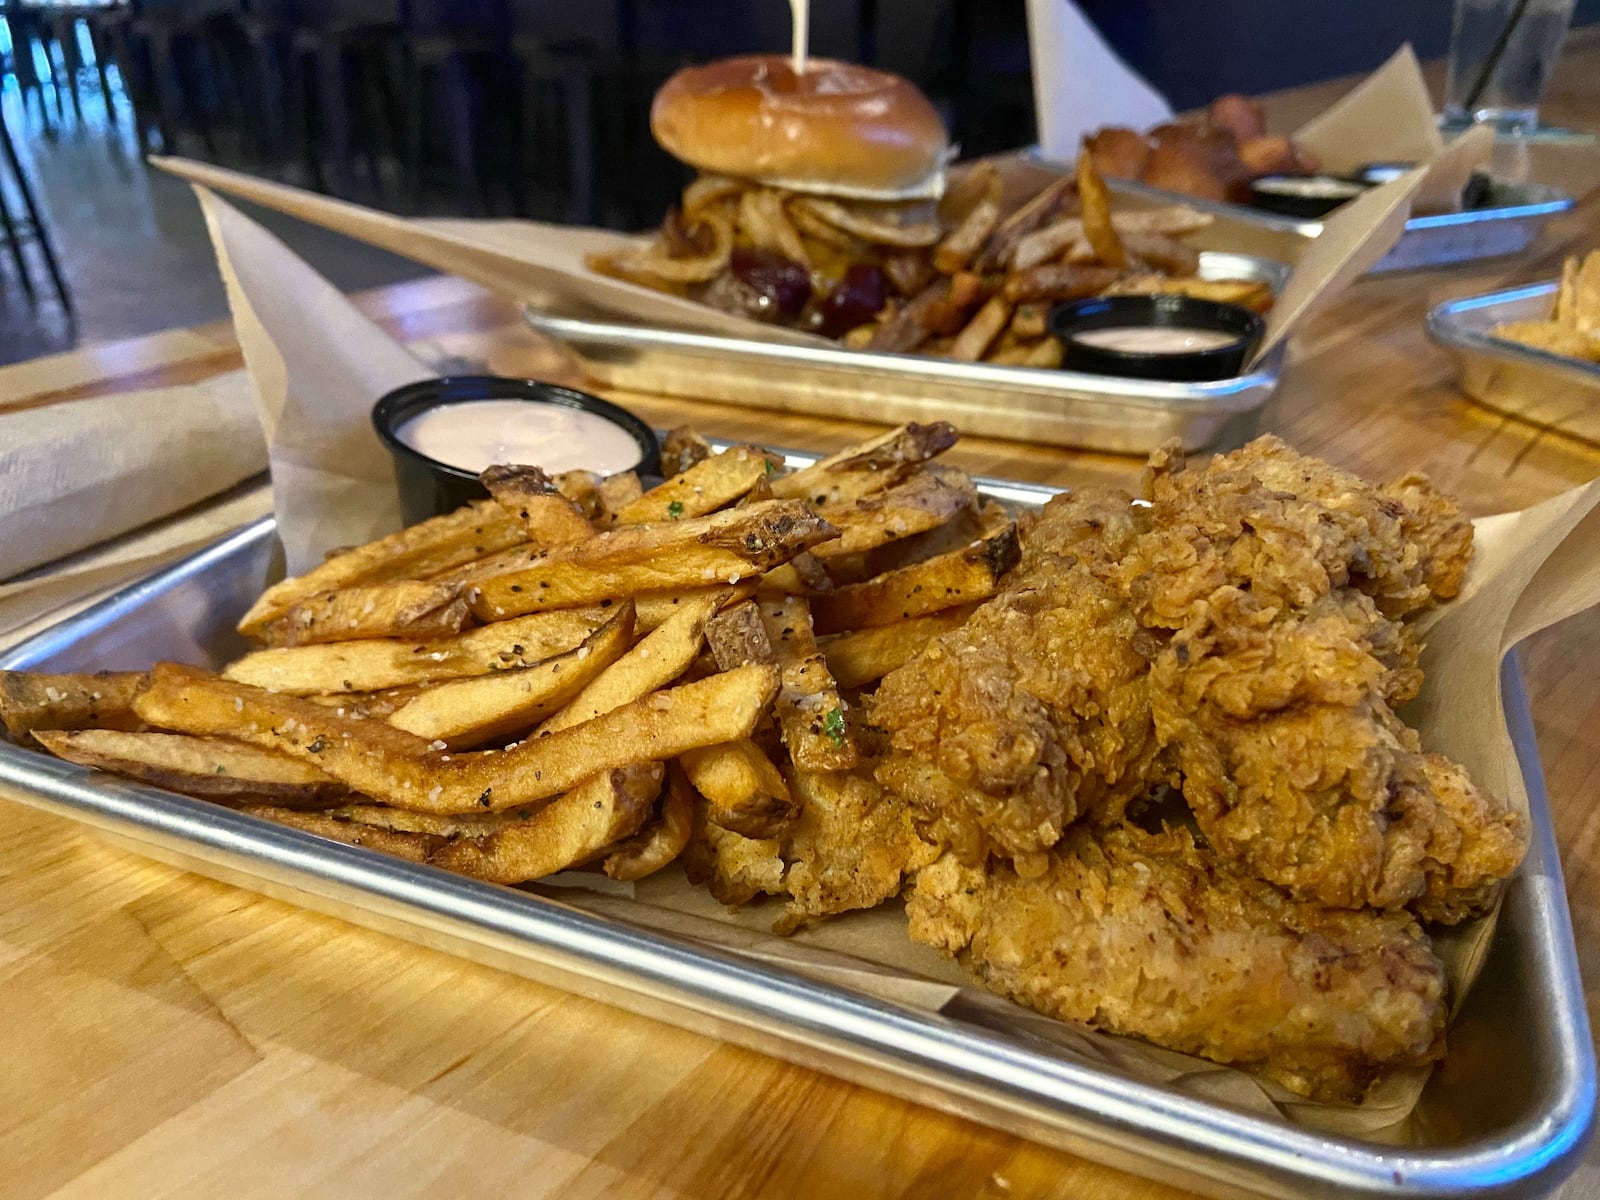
[0,369,265,582]
[1024,0,1172,163]
[194,186,431,575]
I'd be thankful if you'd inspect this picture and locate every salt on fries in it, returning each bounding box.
[2,422,1022,889]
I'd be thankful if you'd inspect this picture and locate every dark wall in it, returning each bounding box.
[1079,0,1600,111]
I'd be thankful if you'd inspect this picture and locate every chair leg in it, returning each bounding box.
[0,113,70,313]
[85,23,119,123]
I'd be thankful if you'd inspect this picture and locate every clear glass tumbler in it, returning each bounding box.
[1443,0,1576,132]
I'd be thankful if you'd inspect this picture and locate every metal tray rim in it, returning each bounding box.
[1427,281,1600,383]
[0,515,1592,1198]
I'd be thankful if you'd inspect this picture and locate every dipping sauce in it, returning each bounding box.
[398,400,645,475]
[1253,175,1367,201]
[1070,326,1243,355]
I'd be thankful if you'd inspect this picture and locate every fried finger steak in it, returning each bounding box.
[906,826,1447,1102]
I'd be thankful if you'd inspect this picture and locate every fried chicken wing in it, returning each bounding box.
[869,490,1168,867]
[907,826,1448,1101]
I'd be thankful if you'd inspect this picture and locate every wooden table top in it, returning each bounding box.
[5,38,1600,1200]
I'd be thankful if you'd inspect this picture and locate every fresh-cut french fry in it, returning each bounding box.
[540,593,721,734]
[680,738,797,838]
[811,517,1020,634]
[817,606,978,688]
[759,595,857,772]
[134,662,779,814]
[243,806,446,861]
[468,500,838,620]
[0,670,146,742]
[933,165,1002,273]
[33,729,347,803]
[704,600,774,671]
[634,584,755,632]
[975,175,1075,273]
[613,445,782,526]
[949,295,1013,362]
[1076,148,1129,269]
[237,501,525,639]
[429,763,663,883]
[479,464,598,546]
[605,762,696,881]
[1002,263,1122,305]
[224,608,606,695]
[810,465,977,559]
[659,427,714,476]
[595,472,645,526]
[324,804,519,837]
[759,553,831,596]
[386,603,635,747]
[263,581,472,648]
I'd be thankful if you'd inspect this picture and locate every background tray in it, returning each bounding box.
[529,251,1289,457]
[0,474,1591,1199]
[1429,282,1600,447]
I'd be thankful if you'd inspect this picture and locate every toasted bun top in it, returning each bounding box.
[651,55,949,201]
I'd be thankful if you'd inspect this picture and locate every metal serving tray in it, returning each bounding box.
[1022,149,1574,274]
[1428,282,1600,446]
[0,480,1592,1198]
[528,251,1290,458]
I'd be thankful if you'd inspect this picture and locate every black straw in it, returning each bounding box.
[1462,0,1536,111]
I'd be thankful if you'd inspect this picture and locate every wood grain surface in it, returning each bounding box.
[4,40,1600,1199]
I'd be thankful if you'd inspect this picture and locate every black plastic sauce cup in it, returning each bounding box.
[373,376,660,525]
[1049,294,1266,383]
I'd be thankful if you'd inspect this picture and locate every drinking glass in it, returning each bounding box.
[1443,0,1576,132]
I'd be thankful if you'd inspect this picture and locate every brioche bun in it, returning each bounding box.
[651,54,949,201]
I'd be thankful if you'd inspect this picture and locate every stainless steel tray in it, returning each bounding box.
[1022,149,1573,274]
[528,251,1290,457]
[1428,282,1600,446]
[0,486,1593,1198]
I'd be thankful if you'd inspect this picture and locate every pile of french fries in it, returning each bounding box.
[590,152,1274,368]
[2,424,1019,894]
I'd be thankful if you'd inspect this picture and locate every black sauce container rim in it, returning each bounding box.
[1048,294,1266,383]
[372,376,661,525]
[1248,173,1371,219]
[373,375,661,484]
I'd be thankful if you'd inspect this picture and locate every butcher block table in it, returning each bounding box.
[6,39,1600,1200]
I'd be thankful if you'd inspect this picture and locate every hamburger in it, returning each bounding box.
[588,54,953,336]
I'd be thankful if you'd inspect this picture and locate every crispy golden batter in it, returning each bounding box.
[1130,438,1523,919]
[906,826,1448,1102]
[869,490,1167,865]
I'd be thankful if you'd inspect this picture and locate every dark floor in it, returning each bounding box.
[0,75,431,368]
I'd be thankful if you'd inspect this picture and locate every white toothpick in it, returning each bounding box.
[789,0,810,75]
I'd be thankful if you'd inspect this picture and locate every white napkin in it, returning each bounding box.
[1025,0,1172,162]
[194,187,432,575]
[0,371,266,582]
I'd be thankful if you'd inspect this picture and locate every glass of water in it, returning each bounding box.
[1443,0,1576,132]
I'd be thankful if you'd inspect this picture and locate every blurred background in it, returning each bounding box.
[1,0,1597,364]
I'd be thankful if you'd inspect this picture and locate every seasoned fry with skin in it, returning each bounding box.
[237,502,525,639]
[479,464,598,546]
[34,729,347,803]
[430,764,663,883]
[680,738,797,838]
[659,427,714,476]
[244,806,446,861]
[759,595,857,773]
[635,585,754,633]
[770,422,957,507]
[933,167,1002,273]
[262,581,472,648]
[224,609,606,694]
[0,670,146,742]
[949,295,1013,362]
[1001,264,1121,305]
[811,516,1020,634]
[613,445,782,526]
[810,465,977,560]
[469,501,839,620]
[864,279,947,354]
[605,762,697,880]
[595,472,646,527]
[1076,149,1129,269]
[134,662,778,814]
[538,593,720,733]
[703,600,774,671]
[975,176,1075,272]
[386,603,635,747]
[818,607,977,689]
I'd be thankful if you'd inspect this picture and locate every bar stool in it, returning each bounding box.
[0,104,72,314]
